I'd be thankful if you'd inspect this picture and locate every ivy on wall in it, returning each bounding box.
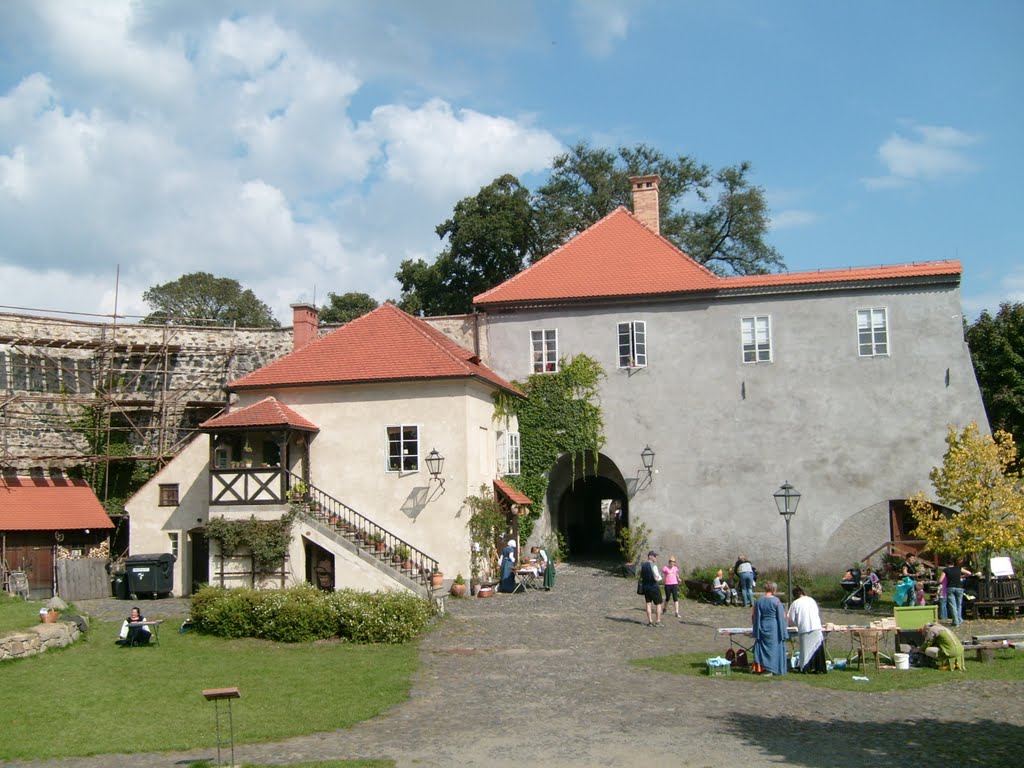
[494,354,606,542]
[205,510,298,576]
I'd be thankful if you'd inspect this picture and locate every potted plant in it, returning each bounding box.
[369,531,386,552]
[617,522,650,577]
[41,608,60,624]
[430,569,444,589]
[394,544,413,570]
[450,573,467,597]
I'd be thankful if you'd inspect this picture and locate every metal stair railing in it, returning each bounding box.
[287,472,438,589]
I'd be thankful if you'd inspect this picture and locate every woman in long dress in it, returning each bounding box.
[752,581,789,675]
[498,538,518,593]
[787,587,827,673]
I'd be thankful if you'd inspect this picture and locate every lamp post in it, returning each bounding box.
[773,481,801,607]
[640,445,655,482]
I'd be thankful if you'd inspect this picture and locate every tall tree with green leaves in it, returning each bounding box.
[396,174,537,315]
[966,302,1024,456]
[907,422,1024,568]
[534,142,783,275]
[142,272,279,327]
[319,291,379,324]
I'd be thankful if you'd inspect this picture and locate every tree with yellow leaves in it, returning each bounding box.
[908,422,1024,569]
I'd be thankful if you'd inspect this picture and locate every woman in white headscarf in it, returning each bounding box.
[498,538,518,592]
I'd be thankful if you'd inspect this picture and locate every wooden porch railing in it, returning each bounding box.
[859,540,938,572]
[288,472,438,590]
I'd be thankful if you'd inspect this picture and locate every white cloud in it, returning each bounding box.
[770,210,816,230]
[571,0,632,58]
[863,123,980,189]
[370,99,562,200]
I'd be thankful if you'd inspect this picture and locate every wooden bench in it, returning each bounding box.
[971,633,1024,644]
[964,598,1024,620]
[685,579,714,603]
[962,642,1012,663]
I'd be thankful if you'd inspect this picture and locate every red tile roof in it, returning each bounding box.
[228,303,524,396]
[474,206,961,306]
[475,207,719,305]
[199,396,319,432]
[0,477,115,531]
[494,478,533,507]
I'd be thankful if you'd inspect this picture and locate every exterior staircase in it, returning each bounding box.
[289,473,439,597]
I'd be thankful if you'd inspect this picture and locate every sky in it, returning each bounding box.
[0,0,1021,325]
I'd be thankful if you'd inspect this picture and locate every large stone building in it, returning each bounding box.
[473,176,989,571]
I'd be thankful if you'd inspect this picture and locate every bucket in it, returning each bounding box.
[833,658,847,670]
[894,652,910,670]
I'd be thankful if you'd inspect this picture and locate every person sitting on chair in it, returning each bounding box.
[116,606,151,646]
[711,569,738,605]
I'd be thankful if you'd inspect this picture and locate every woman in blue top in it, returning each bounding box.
[752,581,789,676]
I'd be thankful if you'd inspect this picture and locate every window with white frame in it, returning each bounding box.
[617,321,647,368]
[168,532,179,560]
[531,329,558,373]
[496,430,521,475]
[741,316,772,363]
[386,425,419,472]
[857,308,889,357]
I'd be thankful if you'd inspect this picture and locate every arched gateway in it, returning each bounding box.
[546,451,630,558]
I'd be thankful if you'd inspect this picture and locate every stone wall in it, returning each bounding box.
[0,619,82,661]
[0,313,298,470]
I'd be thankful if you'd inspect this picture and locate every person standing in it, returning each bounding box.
[751,581,789,676]
[734,555,756,607]
[943,560,972,627]
[639,550,664,626]
[498,538,518,593]
[662,555,681,618]
[787,587,826,673]
[531,545,555,591]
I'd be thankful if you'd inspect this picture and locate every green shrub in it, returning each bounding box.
[190,584,435,643]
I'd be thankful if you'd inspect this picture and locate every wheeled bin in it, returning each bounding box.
[112,571,130,599]
[125,553,176,598]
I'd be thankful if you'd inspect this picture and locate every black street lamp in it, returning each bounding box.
[773,481,801,606]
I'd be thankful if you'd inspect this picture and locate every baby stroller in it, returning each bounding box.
[840,568,871,610]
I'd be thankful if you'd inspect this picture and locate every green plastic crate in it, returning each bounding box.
[894,605,938,630]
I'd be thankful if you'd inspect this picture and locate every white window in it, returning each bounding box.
[168,532,179,560]
[531,329,558,373]
[617,321,647,368]
[741,316,772,363]
[496,431,521,475]
[386,425,419,472]
[857,308,889,357]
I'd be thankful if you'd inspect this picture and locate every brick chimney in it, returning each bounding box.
[290,303,319,351]
[629,174,661,235]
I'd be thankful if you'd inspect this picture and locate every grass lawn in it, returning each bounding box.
[0,609,419,762]
[0,595,52,634]
[633,649,1024,691]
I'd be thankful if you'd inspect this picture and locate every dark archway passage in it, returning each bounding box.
[557,475,628,559]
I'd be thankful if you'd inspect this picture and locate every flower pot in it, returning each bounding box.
[374,542,386,552]
[430,572,444,589]
[450,583,467,598]
[42,611,60,624]
[478,587,494,598]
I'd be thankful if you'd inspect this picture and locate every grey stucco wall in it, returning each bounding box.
[480,279,989,571]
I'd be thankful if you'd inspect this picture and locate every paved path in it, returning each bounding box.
[9,565,1024,767]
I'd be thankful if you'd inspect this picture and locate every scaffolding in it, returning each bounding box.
[0,309,288,507]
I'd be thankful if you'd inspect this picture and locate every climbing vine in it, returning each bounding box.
[205,510,298,576]
[494,354,606,542]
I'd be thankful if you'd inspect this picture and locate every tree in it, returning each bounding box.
[907,422,1024,568]
[142,272,279,327]
[966,302,1024,456]
[319,291,379,324]
[396,175,537,315]
[534,142,784,275]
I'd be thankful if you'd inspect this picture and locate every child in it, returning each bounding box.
[914,581,927,606]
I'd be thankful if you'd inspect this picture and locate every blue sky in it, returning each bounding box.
[0,1,1020,323]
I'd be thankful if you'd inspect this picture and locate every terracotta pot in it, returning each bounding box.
[430,572,444,588]
[374,542,386,552]
[478,587,494,598]
[42,611,59,623]
[450,583,467,598]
